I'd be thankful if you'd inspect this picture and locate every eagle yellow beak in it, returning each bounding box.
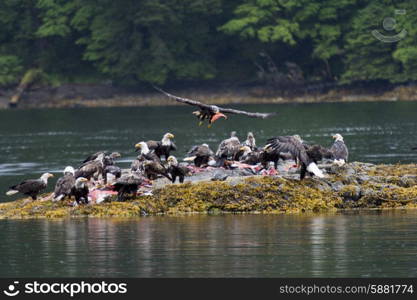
[135,143,141,149]
[48,173,54,178]
[239,146,246,151]
[168,133,175,139]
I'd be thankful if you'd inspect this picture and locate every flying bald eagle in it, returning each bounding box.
[153,86,277,127]
[330,134,348,166]
[265,135,325,180]
[53,166,76,201]
[145,133,176,160]
[6,173,54,200]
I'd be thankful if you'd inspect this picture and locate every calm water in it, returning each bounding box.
[0,101,417,277]
[1,212,417,277]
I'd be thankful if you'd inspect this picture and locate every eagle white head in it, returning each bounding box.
[210,105,220,113]
[135,141,150,154]
[167,156,179,166]
[162,133,175,145]
[293,134,303,143]
[63,166,75,176]
[40,173,54,183]
[333,134,344,142]
[239,146,252,156]
[75,177,88,188]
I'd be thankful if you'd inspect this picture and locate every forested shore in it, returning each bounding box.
[1,1,417,107]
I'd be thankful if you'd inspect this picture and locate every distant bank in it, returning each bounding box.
[1,83,417,109]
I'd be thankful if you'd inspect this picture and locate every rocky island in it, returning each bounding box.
[1,162,416,219]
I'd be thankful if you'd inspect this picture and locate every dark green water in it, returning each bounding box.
[1,212,417,277]
[0,101,417,277]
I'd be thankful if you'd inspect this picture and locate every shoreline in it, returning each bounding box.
[1,84,417,109]
[1,162,417,219]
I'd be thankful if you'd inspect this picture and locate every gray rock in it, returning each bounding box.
[356,175,371,184]
[211,172,229,181]
[331,181,344,192]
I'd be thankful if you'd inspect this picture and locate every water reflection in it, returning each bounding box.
[1,211,417,277]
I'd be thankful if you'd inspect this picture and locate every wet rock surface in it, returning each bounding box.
[1,162,417,219]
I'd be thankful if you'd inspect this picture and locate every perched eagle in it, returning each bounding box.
[330,134,349,166]
[75,153,105,180]
[167,156,191,183]
[112,173,144,201]
[53,166,76,201]
[143,160,172,181]
[184,143,214,167]
[236,146,260,165]
[146,133,176,160]
[6,173,54,200]
[265,135,325,180]
[134,142,161,162]
[242,132,257,150]
[103,165,122,184]
[71,177,89,204]
[215,131,241,166]
[153,86,276,127]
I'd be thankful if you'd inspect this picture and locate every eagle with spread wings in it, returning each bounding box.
[153,86,277,127]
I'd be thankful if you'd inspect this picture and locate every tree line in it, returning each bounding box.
[0,0,416,88]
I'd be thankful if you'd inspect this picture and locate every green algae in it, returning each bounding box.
[1,163,417,219]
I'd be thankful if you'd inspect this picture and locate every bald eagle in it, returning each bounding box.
[236,146,261,165]
[71,177,89,204]
[265,135,325,179]
[330,134,348,166]
[103,165,122,184]
[53,166,76,201]
[131,155,145,172]
[113,173,144,201]
[134,142,161,162]
[146,133,176,160]
[215,131,241,167]
[184,143,214,167]
[75,153,105,180]
[167,156,191,183]
[6,173,54,200]
[143,160,172,181]
[153,86,277,127]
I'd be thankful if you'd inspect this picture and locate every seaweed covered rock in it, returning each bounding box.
[1,162,417,219]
